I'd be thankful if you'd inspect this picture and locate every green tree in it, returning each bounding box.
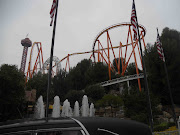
[96,94,123,116]
[144,27,180,104]
[0,64,25,121]
[84,84,105,102]
[65,59,92,90]
[65,90,84,107]
[122,90,160,124]
[161,28,180,104]
[125,62,143,90]
[126,63,137,75]
[112,57,125,74]
[26,72,53,101]
[85,62,109,84]
[144,44,165,102]
[52,69,69,101]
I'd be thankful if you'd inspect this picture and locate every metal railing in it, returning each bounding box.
[100,73,144,87]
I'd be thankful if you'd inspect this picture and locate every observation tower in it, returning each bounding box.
[20,37,32,73]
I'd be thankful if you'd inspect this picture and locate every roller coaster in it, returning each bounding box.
[25,22,146,91]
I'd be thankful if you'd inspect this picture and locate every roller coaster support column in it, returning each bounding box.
[129,25,141,91]
[65,54,70,72]
[133,0,154,132]
[118,43,121,75]
[107,32,111,80]
[119,42,124,75]
[46,0,59,122]
[98,41,100,62]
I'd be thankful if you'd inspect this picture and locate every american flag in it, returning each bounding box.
[131,1,138,41]
[156,30,165,62]
[50,0,57,26]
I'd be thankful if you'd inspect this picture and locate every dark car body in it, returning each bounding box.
[0,117,152,135]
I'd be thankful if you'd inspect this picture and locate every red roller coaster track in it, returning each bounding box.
[25,23,146,91]
[26,42,44,83]
[56,23,146,91]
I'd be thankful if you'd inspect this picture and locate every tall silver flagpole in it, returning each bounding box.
[133,0,154,132]
[46,0,59,122]
[157,28,177,127]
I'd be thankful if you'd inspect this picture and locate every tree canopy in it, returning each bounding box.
[112,57,125,74]
[27,72,52,100]
[0,64,25,103]
[122,89,160,124]
[51,59,110,101]
[0,64,25,121]
[144,27,180,104]
[84,84,105,103]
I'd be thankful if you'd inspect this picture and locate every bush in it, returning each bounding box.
[131,113,148,124]
[167,122,175,127]
[95,94,123,108]
[154,122,169,132]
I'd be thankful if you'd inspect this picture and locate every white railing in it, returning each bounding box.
[100,73,144,87]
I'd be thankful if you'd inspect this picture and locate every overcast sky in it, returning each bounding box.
[0,0,180,71]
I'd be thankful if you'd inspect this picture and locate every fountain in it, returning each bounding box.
[81,95,89,117]
[74,101,80,117]
[61,99,72,117]
[34,95,45,119]
[89,103,95,117]
[52,96,60,118]
[34,95,95,118]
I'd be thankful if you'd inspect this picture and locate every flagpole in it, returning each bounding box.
[157,28,177,127]
[133,0,154,132]
[46,0,59,122]
[163,60,178,127]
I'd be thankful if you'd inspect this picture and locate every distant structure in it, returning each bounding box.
[20,37,32,73]
[25,89,36,102]
[43,56,61,76]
